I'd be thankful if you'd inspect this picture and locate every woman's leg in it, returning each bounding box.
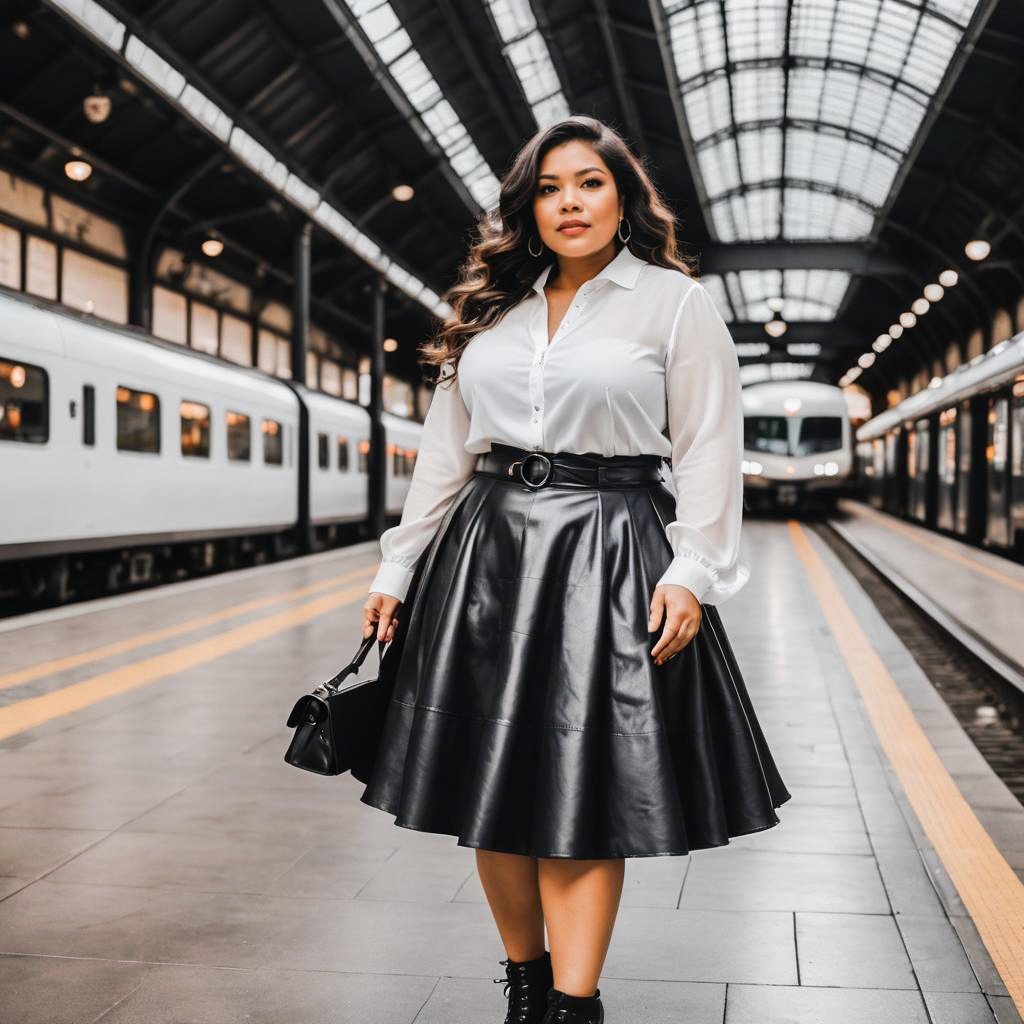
[537,857,625,997]
[475,849,547,961]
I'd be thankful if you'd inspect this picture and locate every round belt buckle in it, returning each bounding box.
[511,452,553,489]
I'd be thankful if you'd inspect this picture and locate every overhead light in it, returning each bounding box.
[766,297,785,313]
[383,337,398,352]
[912,297,930,315]
[923,283,944,302]
[965,239,990,261]
[12,20,30,39]
[939,269,959,287]
[888,323,904,339]
[764,314,787,338]
[899,311,917,329]
[201,237,224,257]
[83,90,112,124]
[858,352,876,368]
[391,184,414,202]
[873,334,890,352]
[64,159,92,181]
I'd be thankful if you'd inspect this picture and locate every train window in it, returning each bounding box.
[180,400,211,458]
[317,431,329,469]
[794,417,843,456]
[263,417,283,465]
[82,384,95,446]
[359,438,370,473]
[227,411,251,461]
[744,416,788,455]
[0,358,48,443]
[338,436,349,471]
[116,386,160,453]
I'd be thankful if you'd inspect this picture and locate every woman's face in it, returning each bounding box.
[531,140,623,260]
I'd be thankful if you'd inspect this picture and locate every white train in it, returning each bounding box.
[0,289,422,606]
[741,380,854,513]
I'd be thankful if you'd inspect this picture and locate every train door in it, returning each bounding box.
[907,419,929,523]
[955,400,972,536]
[984,392,1011,548]
[1011,379,1024,557]
[936,406,956,532]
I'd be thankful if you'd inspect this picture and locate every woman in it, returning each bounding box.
[359,115,790,1024]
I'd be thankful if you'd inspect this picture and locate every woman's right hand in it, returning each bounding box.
[364,591,403,644]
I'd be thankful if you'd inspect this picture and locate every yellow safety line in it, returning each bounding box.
[0,567,373,692]
[790,519,1024,1013]
[851,502,1024,593]
[0,581,371,741]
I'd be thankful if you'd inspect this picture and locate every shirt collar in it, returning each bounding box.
[530,244,647,296]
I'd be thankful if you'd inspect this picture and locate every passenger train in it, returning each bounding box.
[0,288,423,607]
[741,380,855,513]
[855,330,1024,559]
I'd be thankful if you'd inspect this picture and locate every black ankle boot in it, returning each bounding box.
[493,950,554,1024]
[540,987,604,1024]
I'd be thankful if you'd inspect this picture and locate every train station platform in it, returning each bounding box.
[1,520,1023,1024]
[830,499,1024,694]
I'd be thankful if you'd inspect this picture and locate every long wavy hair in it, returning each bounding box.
[419,115,695,391]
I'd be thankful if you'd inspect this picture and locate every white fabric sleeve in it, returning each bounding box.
[656,282,750,605]
[367,361,477,603]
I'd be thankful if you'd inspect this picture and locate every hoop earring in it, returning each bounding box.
[528,234,544,258]
[617,216,632,244]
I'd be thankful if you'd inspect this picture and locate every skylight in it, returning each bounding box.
[660,0,983,244]
[347,0,501,210]
[482,0,570,127]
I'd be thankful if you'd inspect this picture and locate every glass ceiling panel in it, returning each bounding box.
[661,0,982,248]
[702,269,852,323]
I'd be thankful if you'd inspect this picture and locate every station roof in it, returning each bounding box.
[2,0,1022,396]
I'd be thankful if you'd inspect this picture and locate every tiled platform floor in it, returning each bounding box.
[0,521,1021,1023]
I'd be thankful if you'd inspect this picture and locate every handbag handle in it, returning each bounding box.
[321,631,387,694]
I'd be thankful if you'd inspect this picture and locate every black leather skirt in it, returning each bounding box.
[357,442,791,858]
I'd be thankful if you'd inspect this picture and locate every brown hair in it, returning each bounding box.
[419,115,695,391]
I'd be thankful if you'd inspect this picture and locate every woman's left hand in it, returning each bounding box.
[649,584,702,665]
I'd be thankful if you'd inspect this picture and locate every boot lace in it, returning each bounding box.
[492,958,542,1024]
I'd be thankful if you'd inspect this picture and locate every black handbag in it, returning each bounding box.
[283,631,395,778]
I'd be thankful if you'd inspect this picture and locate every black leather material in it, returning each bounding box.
[493,951,554,1024]
[542,989,604,1024]
[358,443,791,858]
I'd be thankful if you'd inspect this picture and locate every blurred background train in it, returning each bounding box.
[741,380,856,515]
[855,330,1024,558]
[0,288,424,608]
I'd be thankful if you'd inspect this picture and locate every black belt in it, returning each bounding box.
[475,442,665,490]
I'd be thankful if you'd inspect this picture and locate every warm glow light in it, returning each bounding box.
[391,184,415,201]
[64,159,92,181]
[201,238,224,257]
[888,324,903,339]
[858,352,876,368]
[383,337,398,352]
[10,365,26,388]
[872,335,890,352]
[764,318,787,338]
[939,269,959,287]
[923,283,944,302]
[912,297,930,315]
[965,239,991,261]
[783,398,802,414]
[899,311,917,328]
[766,297,785,313]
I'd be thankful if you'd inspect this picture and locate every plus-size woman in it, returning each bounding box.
[358,115,790,1024]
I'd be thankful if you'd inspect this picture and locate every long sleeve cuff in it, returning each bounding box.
[368,560,416,603]
[655,552,751,606]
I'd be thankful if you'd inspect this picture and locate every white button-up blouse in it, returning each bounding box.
[367,243,750,607]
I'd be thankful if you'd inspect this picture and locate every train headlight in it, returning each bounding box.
[814,463,825,475]
[825,462,839,475]
[742,460,763,475]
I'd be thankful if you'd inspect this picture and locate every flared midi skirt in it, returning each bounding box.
[357,443,791,858]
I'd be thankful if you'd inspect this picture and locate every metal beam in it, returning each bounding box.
[728,321,858,347]
[701,242,906,276]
